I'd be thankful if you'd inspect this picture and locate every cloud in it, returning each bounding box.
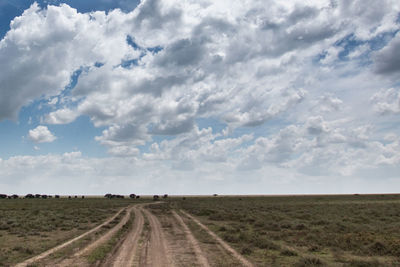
[1,0,400,194]
[370,88,400,114]
[374,32,400,76]
[0,2,135,121]
[44,108,79,124]
[28,125,57,143]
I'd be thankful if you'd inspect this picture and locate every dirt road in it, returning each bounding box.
[17,203,254,267]
[103,205,145,266]
[172,210,210,267]
[180,209,254,267]
[141,207,172,266]
[15,207,126,267]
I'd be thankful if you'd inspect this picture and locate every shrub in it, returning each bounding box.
[241,246,253,255]
[252,236,279,250]
[349,259,382,267]
[295,257,323,266]
[280,249,298,256]
[368,241,388,255]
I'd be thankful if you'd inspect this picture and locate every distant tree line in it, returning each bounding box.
[0,194,84,199]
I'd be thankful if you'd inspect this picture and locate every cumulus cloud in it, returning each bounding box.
[1,0,400,193]
[28,125,57,143]
[44,108,79,124]
[1,0,398,151]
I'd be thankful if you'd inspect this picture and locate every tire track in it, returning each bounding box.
[172,210,210,267]
[142,207,172,267]
[180,209,254,267]
[15,207,127,267]
[57,206,135,266]
[102,205,144,267]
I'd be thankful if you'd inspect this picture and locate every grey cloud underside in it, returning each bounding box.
[0,0,399,180]
[374,32,400,75]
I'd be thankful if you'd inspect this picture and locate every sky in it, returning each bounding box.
[0,0,400,195]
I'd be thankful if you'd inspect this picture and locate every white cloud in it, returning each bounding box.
[28,125,57,143]
[44,108,79,124]
[1,0,400,193]
[2,0,397,147]
[370,88,400,115]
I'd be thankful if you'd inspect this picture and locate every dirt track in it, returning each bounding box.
[103,205,144,266]
[172,210,210,267]
[15,207,126,267]
[180,209,254,267]
[16,203,254,267]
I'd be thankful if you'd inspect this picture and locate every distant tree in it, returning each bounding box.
[25,194,34,199]
[0,194,8,199]
[55,195,60,198]
[41,195,48,199]
[35,194,41,198]
[82,196,85,199]
[213,194,218,197]
[136,195,140,199]
[104,193,112,198]
[153,195,159,201]
[68,196,72,199]
[182,197,186,200]
[163,194,168,199]
[74,195,78,198]
[130,194,136,199]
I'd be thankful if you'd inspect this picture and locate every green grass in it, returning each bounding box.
[170,194,400,266]
[0,198,142,266]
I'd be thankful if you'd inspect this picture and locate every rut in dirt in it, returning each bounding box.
[141,207,173,267]
[101,205,145,267]
[172,210,210,267]
[181,209,254,267]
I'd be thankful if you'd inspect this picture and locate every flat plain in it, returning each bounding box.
[171,194,400,266]
[0,194,399,266]
[0,197,138,265]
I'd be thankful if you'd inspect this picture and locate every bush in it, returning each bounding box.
[349,259,382,267]
[252,236,279,250]
[241,246,253,255]
[295,257,323,266]
[368,241,388,255]
[280,249,298,256]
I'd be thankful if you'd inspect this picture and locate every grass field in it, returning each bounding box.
[0,197,140,266]
[170,194,400,266]
[2,194,400,266]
